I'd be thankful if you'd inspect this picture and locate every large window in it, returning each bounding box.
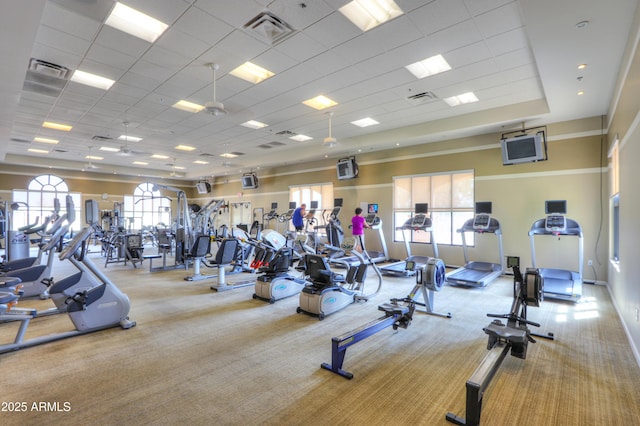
[393,171,474,245]
[289,183,334,229]
[12,174,81,231]
[123,182,172,232]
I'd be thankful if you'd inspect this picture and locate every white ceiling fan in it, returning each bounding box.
[84,146,99,170]
[117,121,144,156]
[323,112,337,148]
[204,63,228,116]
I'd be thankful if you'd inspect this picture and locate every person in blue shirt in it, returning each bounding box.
[292,203,307,231]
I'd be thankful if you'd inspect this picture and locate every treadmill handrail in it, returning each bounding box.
[528,218,582,236]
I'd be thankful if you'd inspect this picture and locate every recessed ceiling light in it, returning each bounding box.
[118,134,142,142]
[230,62,275,84]
[33,137,59,144]
[577,63,587,70]
[99,146,120,152]
[221,153,239,158]
[193,160,209,165]
[339,0,404,32]
[302,95,338,110]
[86,155,103,161]
[290,134,312,142]
[351,117,380,128]
[406,54,452,79]
[70,70,115,90]
[175,144,196,151]
[577,91,585,96]
[28,148,49,154]
[443,92,479,107]
[151,154,169,159]
[105,2,168,43]
[133,161,148,165]
[42,121,72,131]
[172,100,205,113]
[241,120,269,129]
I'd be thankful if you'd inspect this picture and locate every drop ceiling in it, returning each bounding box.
[0,0,637,181]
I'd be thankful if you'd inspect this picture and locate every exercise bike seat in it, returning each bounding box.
[483,320,527,344]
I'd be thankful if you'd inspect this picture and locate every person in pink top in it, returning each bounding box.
[351,207,370,253]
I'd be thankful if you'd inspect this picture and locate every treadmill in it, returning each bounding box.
[529,200,583,302]
[446,201,505,287]
[381,203,438,277]
[335,203,389,266]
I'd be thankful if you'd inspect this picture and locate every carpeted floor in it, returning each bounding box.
[1,249,639,425]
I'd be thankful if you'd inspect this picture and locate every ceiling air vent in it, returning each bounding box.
[92,135,113,141]
[10,137,31,144]
[275,130,296,136]
[406,91,438,106]
[258,144,273,149]
[23,58,72,97]
[53,149,68,153]
[243,11,295,45]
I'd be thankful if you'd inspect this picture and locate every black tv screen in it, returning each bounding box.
[289,201,296,209]
[545,200,567,214]
[415,203,428,214]
[334,198,343,207]
[241,173,258,189]
[310,200,318,209]
[475,201,492,214]
[336,157,358,180]
[271,202,277,209]
[501,133,545,165]
[85,199,99,225]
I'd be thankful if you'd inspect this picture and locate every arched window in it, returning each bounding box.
[123,182,172,231]
[12,174,80,231]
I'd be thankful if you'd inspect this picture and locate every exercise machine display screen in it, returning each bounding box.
[475,201,492,214]
[411,214,428,227]
[367,203,378,214]
[271,202,278,209]
[415,203,429,214]
[545,200,567,214]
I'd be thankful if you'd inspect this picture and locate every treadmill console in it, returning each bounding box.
[473,213,491,231]
[411,214,429,228]
[365,213,380,226]
[545,214,566,233]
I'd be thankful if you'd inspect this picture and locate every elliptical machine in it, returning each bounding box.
[0,199,135,355]
[253,230,307,303]
[297,236,382,320]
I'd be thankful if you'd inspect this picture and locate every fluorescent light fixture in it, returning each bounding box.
[28,148,49,154]
[290,134,312,142]
[172,165,186,170]
[151,154,169,159]
[577,91,585,96]
[105,2,168,43]
[86,155,104,161]
[175,144,196,151]
[405,54,451,79]
[302,95,338,110]
[230,62,275,84]
[33,137,59,144]
[351,117,379,128]
[172,100,205,113]
[193,160,209,165]
[577,63,587,70]
[99,146,120,152]
[42,121,72,131]
[118,134,142,143]
[132,161,148,165]
[220,153,238,158]
[70,70,115,90]
[339,0,403,32]
[443,92,479,107]
[241,120,268,129]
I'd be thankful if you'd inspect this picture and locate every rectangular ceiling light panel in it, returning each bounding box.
[405,54,451,79]
[105,2,168,43]
[339,0,404,32]
[70,70,115,90]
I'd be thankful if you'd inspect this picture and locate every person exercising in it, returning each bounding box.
[351,207,370,253]
[292,204,307,231]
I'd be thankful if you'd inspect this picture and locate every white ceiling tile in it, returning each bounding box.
[156,28,210,59]
[94,26,151,58]
[473,1,524,39]
[463,0,515,17]
[304,12,360,49]
[485,27,529,56]
[41,1,101,41]
[30,42,82,70]
[408,0,470,36]
[35,25,91,57]
[84,44,138,73]
[195,0,264,28]
[274,32,326,62]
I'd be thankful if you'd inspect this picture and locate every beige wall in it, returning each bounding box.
[607,5,640,362]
